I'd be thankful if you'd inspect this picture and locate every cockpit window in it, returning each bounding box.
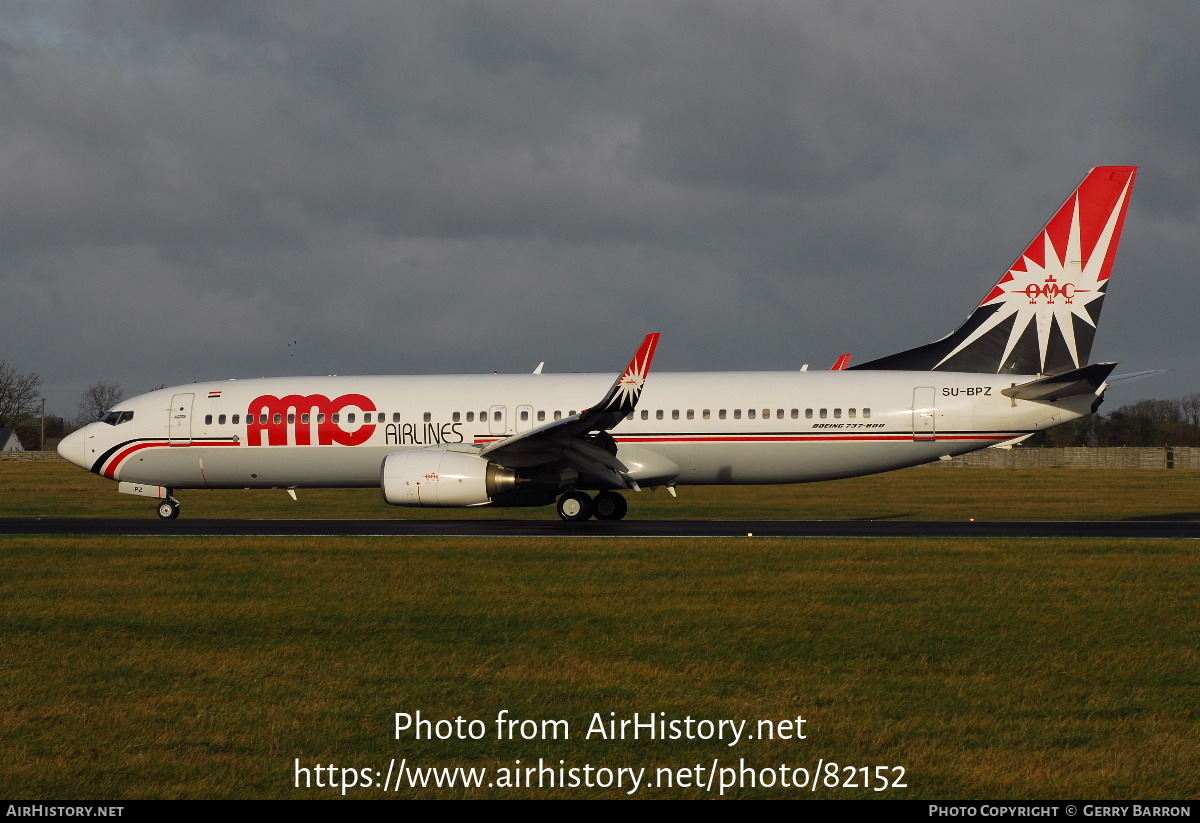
[100,411,134,425]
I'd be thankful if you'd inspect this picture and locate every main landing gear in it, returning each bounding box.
[556,490,628,522]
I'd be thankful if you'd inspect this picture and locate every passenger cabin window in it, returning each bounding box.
[672,410,680,420]
[232,415,239,425]
[423,412,431,422]
[864,408,872,418]
[205,414,213,425]
[467,411,475,422]
[219,414,227,425]
[538,411,546,422]
[748,409,756,419]
[719,410,727,420]
[453,412,460,422]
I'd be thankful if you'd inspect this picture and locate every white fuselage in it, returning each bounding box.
[59,369,1088,492]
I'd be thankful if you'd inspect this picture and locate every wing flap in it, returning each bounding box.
[562,441,630,489]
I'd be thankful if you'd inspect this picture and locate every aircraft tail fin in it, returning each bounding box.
[853,166,1137,375]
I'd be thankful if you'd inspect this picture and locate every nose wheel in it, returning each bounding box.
[157,500,181,520]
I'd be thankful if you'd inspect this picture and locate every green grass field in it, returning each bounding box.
[2,462,1199,799]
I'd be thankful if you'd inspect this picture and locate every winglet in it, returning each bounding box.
[831,353,852,370]
[592,333,661,415]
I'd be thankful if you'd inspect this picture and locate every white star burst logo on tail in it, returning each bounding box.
[595,333,661,414]
[935,169,1134,374]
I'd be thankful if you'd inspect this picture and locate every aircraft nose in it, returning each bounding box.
[57,427,92,470]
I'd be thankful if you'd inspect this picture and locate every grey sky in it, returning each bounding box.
[2,1,1196,416]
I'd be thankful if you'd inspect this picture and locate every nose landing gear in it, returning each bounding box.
[156,499,181,519]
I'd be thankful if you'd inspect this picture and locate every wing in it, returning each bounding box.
[479,333,660,488]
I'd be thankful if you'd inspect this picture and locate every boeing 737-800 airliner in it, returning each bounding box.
[58,166,1138,521]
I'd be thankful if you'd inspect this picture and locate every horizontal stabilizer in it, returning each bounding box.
[1001,362,1117,403]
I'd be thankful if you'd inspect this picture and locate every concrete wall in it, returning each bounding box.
[932,447,1200,470]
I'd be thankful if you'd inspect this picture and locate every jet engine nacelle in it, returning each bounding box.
[380,448,517,507]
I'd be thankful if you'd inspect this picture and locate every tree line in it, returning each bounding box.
[1027,395,1200,448]
[0,360,124,449]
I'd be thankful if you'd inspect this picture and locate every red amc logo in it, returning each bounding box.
[247,394,377,446]
[1017,275,1089,305]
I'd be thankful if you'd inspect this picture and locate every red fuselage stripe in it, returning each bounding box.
[473,434,1017,445]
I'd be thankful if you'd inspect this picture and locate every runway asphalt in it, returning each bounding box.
[3,518,1200,538]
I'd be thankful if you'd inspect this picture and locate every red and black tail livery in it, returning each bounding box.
[855,166,1137,375]
[593,332,660,415]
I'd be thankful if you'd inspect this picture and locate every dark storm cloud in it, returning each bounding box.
[0,1,1196,412]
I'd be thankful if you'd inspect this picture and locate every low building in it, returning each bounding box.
[0,427,25,452]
